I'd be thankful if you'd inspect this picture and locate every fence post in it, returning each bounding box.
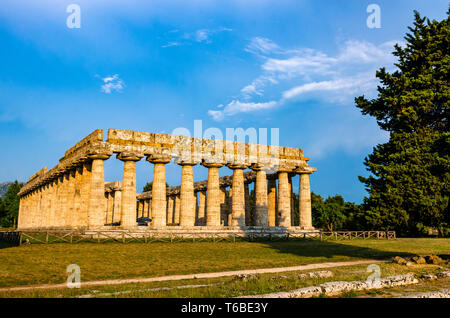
[45,232,49,244]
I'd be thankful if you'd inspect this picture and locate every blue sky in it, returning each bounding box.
[0,0,448,202]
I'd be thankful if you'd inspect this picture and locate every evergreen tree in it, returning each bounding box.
[355,10,449,236]
[0,181,23,228]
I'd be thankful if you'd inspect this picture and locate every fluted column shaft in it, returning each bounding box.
[252,167,268,226]
[179,163,196,227]
[78,162,92,228]
[197,190,206,225]
[88,156,109,229]
[148,155,171,228]
[112,191,121,223]
[244,183,251,225]
[118,153,143,228]
[66,170,76,228]
[203,163,223,227]
[277,172,291,227]
[57,175,66,228]
[267,178,277,226]
[107,193,115,223]
[228,165,247,227]
[174,195,180,224]
[299,173,313,229]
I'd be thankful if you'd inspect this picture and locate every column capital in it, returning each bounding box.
[87,152,112,160]
[227,163,249,170]
[117,152,144,162]
[146,154,172,164]
[295,166,317,174]
[175,158,199,166]
[86,145,113,160]
[249,163,270,171]
[201,161,225,168]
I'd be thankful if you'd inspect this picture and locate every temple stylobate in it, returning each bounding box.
[17,129,316,232]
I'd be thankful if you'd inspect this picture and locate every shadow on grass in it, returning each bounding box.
[0,241,16,250]
[259,239,415,261]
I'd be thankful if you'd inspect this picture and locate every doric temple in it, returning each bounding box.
[17,129,317,233]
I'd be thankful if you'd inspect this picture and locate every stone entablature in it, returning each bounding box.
[17,129,316,231]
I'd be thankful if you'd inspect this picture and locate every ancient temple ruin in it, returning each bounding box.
[17,129,316,233]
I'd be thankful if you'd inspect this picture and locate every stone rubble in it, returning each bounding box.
[240,273,419,298]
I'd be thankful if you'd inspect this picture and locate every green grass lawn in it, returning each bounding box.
[0,238,448,288]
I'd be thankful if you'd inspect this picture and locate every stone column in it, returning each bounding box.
[87,152,111,229]
[288,173,294,226]
[251,164,268,226]
[72,166,83,228]
[147,154,171,228]
[197,190,206,225]
[244,183,251,226]
[17,196,25,229]
[219,187,227,226]
[178,161,197,227]
[79,161,92,228]
[65,170,76,228]
[202,162,224,227]
[118,152,143,228]
[35,187,42,228]
[108,193,116,223]
[112,190,122,224]
[166,195,174,224]
[47,180,54,228]
[174,195,180,224]
[147,198,151,218]
[299,172,313,229]
[56,174,66,228]
[227,164,247,227]
[277,171,291,227]
[267,177,277,227]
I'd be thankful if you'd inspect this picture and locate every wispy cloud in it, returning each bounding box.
[161,27,232,47]
[208,37,402,120]
[100,74,124,94]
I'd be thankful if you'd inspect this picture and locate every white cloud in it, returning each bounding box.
[244,37,280,55]
[162,27,232,47]
[101,74,124,94]
[208,100,278,121]
[208,38,402,120]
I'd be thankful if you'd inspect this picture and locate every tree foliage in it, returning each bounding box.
[0,181,23,228]
[143,181,170,192]
[355,10,449,236]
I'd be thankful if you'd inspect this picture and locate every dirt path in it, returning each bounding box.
[0,259,388,293]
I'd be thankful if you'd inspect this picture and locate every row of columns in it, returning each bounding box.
[18,150,313,230]
[136,162,313,229]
